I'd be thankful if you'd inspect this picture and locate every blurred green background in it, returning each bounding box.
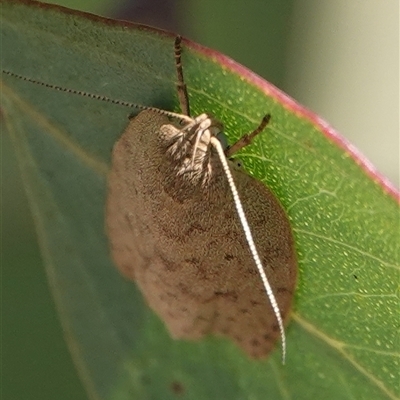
[2,1,398,399]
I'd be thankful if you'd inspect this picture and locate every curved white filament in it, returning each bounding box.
[210,136,286,364]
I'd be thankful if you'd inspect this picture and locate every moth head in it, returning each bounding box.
[160,113,224,188]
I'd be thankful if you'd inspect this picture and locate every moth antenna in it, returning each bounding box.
[174,35,190,116]
[225,114,271,158]
[1,69,192,123]
[210,136,287,364]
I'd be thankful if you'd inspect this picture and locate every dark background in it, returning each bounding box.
[3,1,398,399]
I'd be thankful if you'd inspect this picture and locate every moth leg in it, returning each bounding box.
[174,35,190,117]
[225,114,271,157]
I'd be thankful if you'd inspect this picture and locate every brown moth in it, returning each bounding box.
[105,37,297,360]
[2,36,297,361]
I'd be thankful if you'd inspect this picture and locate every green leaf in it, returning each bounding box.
[2,1,399,399]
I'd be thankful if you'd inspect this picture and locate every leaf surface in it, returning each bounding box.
[1,1,399,399]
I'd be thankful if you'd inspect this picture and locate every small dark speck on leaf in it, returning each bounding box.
[170,381,185,395]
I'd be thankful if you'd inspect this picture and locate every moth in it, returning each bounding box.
[105,37,297,361]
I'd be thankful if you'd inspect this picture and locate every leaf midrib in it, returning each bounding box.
[1,82,109,176]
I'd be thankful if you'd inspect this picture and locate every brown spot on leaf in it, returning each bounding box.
[170,381,185,395]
